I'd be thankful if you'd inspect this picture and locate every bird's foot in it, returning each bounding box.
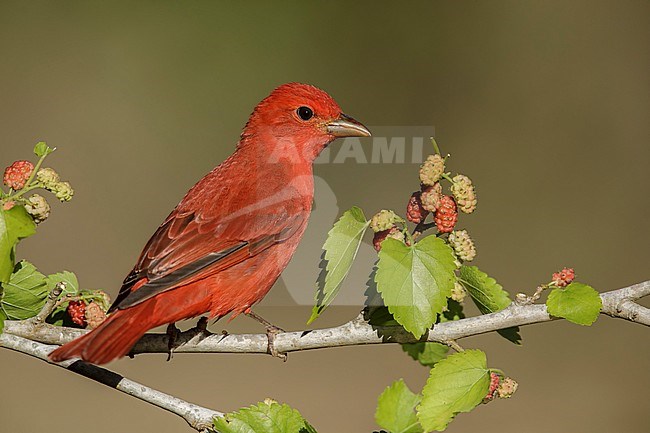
[188,316,211,344]
[245,310,287,361]
[265,325,287,361]
[195,316,208,332]
[166,322,181,361]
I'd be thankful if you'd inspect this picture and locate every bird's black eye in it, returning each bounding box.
[297,106,314,121]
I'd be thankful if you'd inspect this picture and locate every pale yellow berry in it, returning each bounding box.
[419,154,445,186]
[370,210,401,233]
[36,167,60,190]
[25,194,50,224]
[54,181,74,202]
[451,281,467,303]
[450,174,477,214]
[449,230,477,261]
[497,377,518,399]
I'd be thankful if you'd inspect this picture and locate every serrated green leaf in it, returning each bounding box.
[308,207,369,324]
[212,400,315,433]
[417,350,490,431]
[376,236,456,338]
[546,282,602,325]
[402,342,449,367]
[376,379,423,433]
[0,206,37,283]
[33,141,54,157]
[1,260,48,320]
[459,265,521,344]
[4,206,36,239]
[459,265,510,311]
[367,305,400,327]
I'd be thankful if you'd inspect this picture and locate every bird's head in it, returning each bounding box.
[240,83,371,163]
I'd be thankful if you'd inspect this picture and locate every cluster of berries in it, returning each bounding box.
[369,146,478,266]
[483,372,519,403]
[1,145,74,224]
[369,210,406,252]
[552,267,575,287]
[66,297,109,329]
[412,153,476,230]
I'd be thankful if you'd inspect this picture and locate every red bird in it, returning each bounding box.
[49,83,370,364]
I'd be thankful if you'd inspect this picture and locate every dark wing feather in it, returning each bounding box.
[114,242,248,309]
[109,201,305,312]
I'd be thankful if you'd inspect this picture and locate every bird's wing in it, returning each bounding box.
[109,198,306,312]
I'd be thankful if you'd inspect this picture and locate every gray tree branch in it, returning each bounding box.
[4,280,649,355]
[1,280,647,432]
[0,333,222,431]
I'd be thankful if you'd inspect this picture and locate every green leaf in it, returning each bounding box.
[459,265,521,344]
[375,236,457,338]
[367,305,400,327]
[0,309,6,333]
[46,271,79,296]
[0,209,11,284]
[459,265,510,312]
[0,260,48,320]
[546,282,602,326]
[308,207,369,324]
[212,400,316,433]
[376,379,423,433]
[33,141,54,157]
[402,342,449,367]
[0,206,37,283]
[417,350,490,432]
[440,299,465,323]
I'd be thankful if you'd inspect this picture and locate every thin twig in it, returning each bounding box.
[516,284,549,305]
[32,282,65,324]
[445,340,465,352]
[0,333,222,431]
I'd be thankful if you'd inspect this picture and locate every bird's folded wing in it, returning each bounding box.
[109,204,304,311]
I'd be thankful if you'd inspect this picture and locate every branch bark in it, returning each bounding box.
[4,280,649,355]
[1,280,648,431]
[0,333,222,431]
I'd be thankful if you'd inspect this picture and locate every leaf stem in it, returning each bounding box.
[431,137,442,156]
[441,173,455,184]
[489,368,506,377]
[5,183,43,201]
[523,284,550,304]
[445,339,464,352]
[26,149,51,187]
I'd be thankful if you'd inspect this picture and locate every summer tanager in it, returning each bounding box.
[49,83,370,364]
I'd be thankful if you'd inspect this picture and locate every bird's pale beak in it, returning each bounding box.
[326,114,371,137]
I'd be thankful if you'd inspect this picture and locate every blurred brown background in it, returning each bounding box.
[1,1,648,432]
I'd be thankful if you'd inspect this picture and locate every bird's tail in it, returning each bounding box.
[49,301,156,365]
